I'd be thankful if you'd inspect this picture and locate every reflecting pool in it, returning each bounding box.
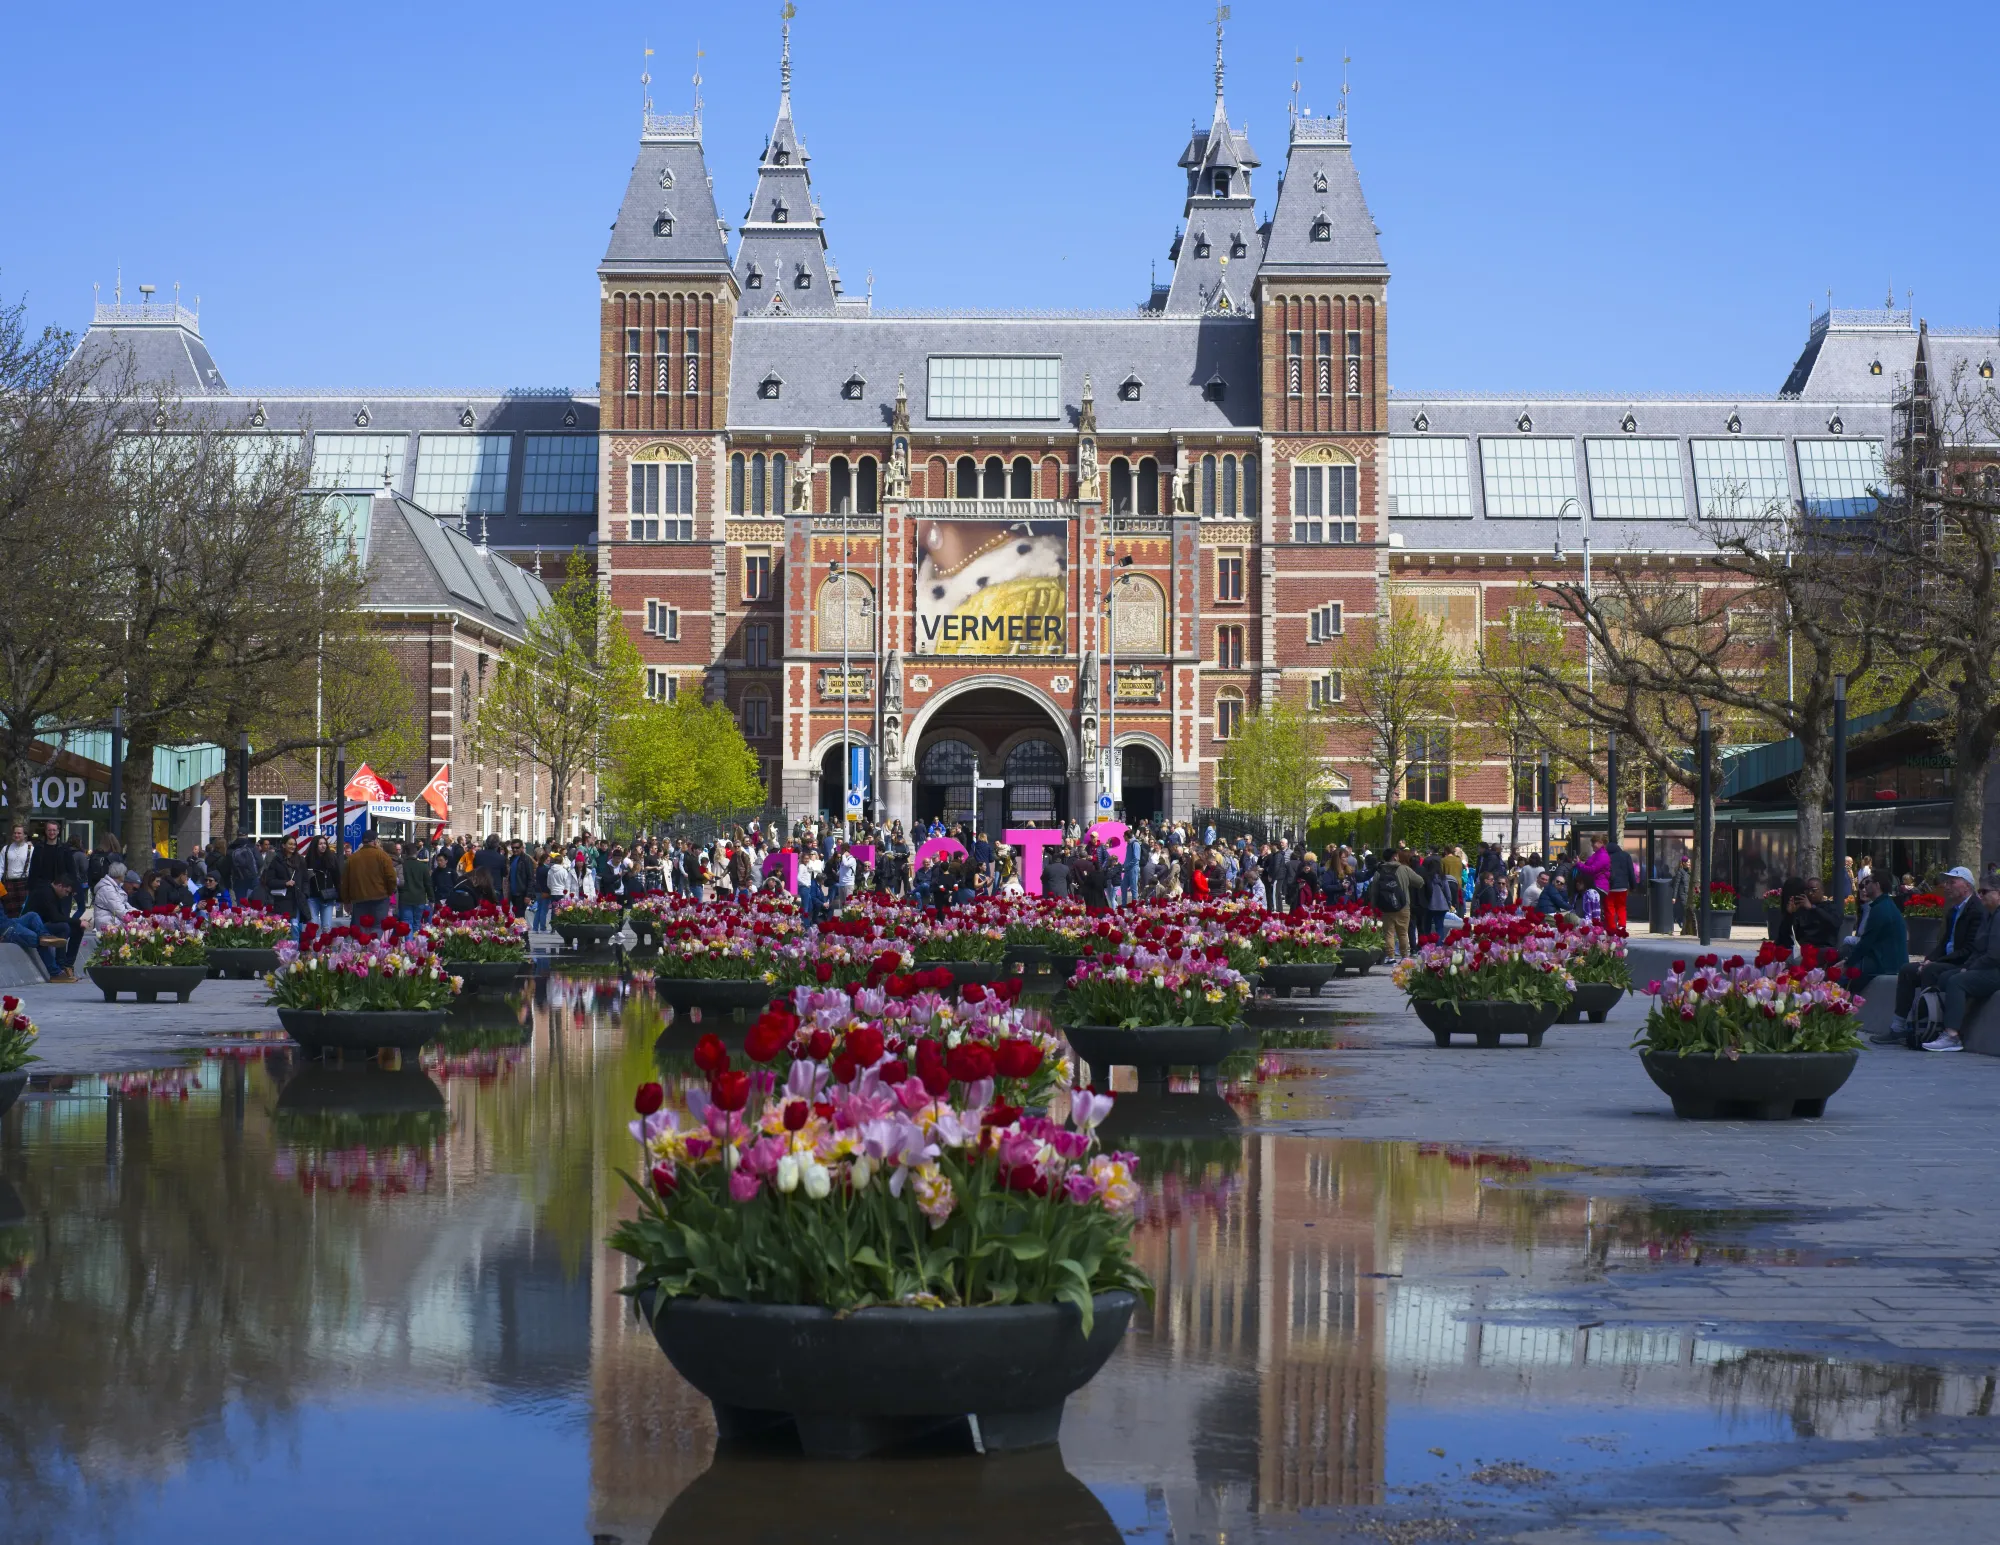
[0,975,1980,1543]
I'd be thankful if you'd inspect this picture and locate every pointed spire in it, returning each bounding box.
[780,2,795,106]
[1213,3,1230,108]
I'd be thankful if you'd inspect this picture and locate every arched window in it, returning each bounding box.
[1201,454,1218,517]
[1003,738,1067,825]
[739,691,771,740]
[1222,454,1237,518]
[1138,456,1159,515]
[982,456,1005,499]
[857,456,878,514]
[730,453,746,514]
[815,573,876,652]
[1243,453,1259,516]
[751,452,767,516]
[928,456,948,498]
[829,456,852,514]
[956,456,978,497]
[1009,456,1032,499]
[772,453,788,512]
[1109,458,1133,514]
[1109,573,1167,655]
[919,737,979,825]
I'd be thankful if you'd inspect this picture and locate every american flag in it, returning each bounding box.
[280,801,368,843]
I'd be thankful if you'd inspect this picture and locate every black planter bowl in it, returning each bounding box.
[1707,910,1737,937]
[0,1069,26,1120]
[1258,961,1345,996]
[278,1008,448,1058]
[1640,1049,1859,1120]
[639,1289,1138,1459]
[1062,1021,1257,1089]
[1412,998,1562,1048]
[1905,917,1945,959]
[1340,947,1377,976]
[927,960,1009,988]
[653,977,774,1016]
[275,1062,446,1116]
[1555,981,1628,1024]
[554,922,620,952]
[207,946,282,980]
[1046,953,1087,985]
[88,964,209,1004]
[648,1448,1121,1542]
[442,958,530,994]
[1094,1086,1242,1144]
[1005,944,1051,978]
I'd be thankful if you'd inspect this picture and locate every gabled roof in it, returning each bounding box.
[732,91,839,313]
[601,113,731,276]
[361,492,552,640]
[1261,119,1386,278]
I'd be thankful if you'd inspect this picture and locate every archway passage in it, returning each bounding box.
[910,684,1073,835]
[818,743,874,824]
[1120,744,1163,824]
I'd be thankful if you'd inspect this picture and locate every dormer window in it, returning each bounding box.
[1310,212,1332,242]
[842,373,866,401]
[1413,411,1430,433]
[1119,375,1143,402]
[1229,231,1248,258]
[1202,372,1226,404]
[772,199,789,223]
[1193,230,1211,259]
[772,146,790,165]
[1312,169,1328,192]
[794,261,812,290]
[1982,360,1995,379]
[1517,412,1533,433]
[745,264,762,290]
[1726,411,1742,433]
[1211,170,1230,196]
[759,374,784,400]
[1828,414,1844,435]
[657,165,675,190]
[653,208,675,237]
[1620,412,1638,433]
[1869,359,1883,376]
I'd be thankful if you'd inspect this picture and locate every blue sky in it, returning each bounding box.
[4,0,1993,395]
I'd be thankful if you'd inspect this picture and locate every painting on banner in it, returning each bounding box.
[914,519,1067,656]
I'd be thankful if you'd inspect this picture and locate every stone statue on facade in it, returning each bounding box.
[882,714,902,766]
[882,648,904,711]
[791,455,812,513]
[1172,459,1195,514]
[1078,648,1099,706]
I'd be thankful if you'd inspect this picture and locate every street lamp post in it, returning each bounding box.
[1832,675,1849,910]
[1099,556,1135,820]
[1553,494,1597,815]
[1696,708,1713,947]
[829,559,876,829]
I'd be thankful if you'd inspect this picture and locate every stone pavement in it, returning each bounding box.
[1269,966,2000,1542]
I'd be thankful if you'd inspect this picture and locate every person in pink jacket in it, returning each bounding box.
[1575,833,1612,913]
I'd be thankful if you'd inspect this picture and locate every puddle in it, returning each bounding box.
[0,973,1991,1542]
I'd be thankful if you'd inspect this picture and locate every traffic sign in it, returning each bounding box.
[1097,792,1114,813]
[973,777,1005,790]
[845,788,864,812]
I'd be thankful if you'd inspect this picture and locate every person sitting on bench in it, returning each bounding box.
[1915,878,2000,1054]
[1876,866,1982,1046]
[1843,873,1908,995]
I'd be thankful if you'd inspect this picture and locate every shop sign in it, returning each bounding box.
[7,776,167,814]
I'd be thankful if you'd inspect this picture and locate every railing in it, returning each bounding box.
[810,513,882,532]
[900,499,1067,518]
[1809,308,1912,336]
[642,110,701,141]
[1290,114,1347,145]
[94,301,200,330]
[1110,515,1171,534]
[1192,806,1276,846]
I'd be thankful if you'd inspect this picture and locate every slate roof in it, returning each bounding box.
[601,116,731,276]
[725,315,1262,434]
[1261,120,1386,277]
[1778,311,1919,400]
[732,88,839,315]
[361,492,553,639]
[70,309,227,394]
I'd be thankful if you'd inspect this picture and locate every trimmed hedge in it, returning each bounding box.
[1306,800,1483,856]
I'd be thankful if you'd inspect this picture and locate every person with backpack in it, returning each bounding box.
[1369,848,1423,960]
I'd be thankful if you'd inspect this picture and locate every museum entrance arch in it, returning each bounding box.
[906,683,1075,836]
[1119,743,1164,824]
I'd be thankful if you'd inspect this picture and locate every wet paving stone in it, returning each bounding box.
[1,964,1998,1541]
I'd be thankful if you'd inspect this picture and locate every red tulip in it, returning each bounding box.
[692,1034,730,1077]
[807,1029,835,1062]
[710,1069,751,1111]
[745,1017,792,1064]
[814,961,834,984]
[634,1082,665,1116]
[846,1025,885,1066]
[992,1039,1043,1080]
[878,1059,909,1086]
[782,1099,809,1131]
[919,1064,951,1098]
[945,1043,996,1083]
[832,1053,858,1084]
[650,1163,678,1195]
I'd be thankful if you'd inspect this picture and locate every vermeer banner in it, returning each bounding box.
[915,518,1068,656]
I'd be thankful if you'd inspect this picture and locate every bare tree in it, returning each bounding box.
[1331,608,1459,851]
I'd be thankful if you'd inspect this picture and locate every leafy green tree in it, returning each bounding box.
[608,693,764,829]
[1331,608,1460,851]
[473,551,642,833]
[1216,699,1339,839]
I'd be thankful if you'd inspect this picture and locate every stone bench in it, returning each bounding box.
[0,941,49,986]
[1850,970,2000,1057]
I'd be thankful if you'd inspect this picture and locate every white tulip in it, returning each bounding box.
[850,1156,874,1191]
[803,1162,832,1200]
[775,1154,800,1193]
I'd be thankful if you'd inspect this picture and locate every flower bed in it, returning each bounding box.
[1707,882,1738,912]
[1054,925,1252,1030]
[1392,913,1576,1010]
[553,897,624,927]
[1636,944,1863,1057]
[425,904,531,963]
[92,913,208,967]
[201,904,294,950]
[0,997,37,1073]
[1902,892,1947,919]
[611,985,1146,1328]
[1556,922,1633,988]
[268,922,459,1012]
